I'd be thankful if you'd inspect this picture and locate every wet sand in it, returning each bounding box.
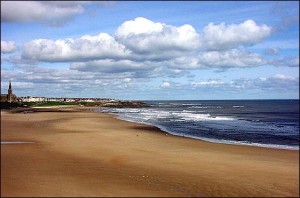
[1,109,299,197]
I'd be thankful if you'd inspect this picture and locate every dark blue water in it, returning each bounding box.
[95,100,299,150]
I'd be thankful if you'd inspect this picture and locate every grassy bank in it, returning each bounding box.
[0,100,148,109]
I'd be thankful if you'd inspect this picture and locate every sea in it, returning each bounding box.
[95,100,299,150]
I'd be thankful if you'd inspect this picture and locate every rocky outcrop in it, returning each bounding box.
[101,101,148,108]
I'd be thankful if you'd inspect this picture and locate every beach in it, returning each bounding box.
[1,108,299,197]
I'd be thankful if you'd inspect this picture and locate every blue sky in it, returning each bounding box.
[1,1,299,100]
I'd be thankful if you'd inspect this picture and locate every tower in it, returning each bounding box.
[7,81,13,103]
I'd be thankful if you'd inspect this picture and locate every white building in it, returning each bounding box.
[20,96,46,102]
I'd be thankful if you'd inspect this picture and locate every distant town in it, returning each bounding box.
[18,96,116,103]
[1,81,146,108]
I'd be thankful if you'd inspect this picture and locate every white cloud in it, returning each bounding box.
[22,33,130,62]
[2,60,298,98]
[1,1,116,26]
[1,65,149,97]
[115,17,201,57]
[1,41,16,53]
[166,56,201,70]
[124,49,265,71]
[197,49,265,68]
[124,78,132,83]
[9,17,293,78]
[17,17,275,71]
[273,74,295,80]
[1,1,87,26]
[116,17,164,36]
[161,81,171,88]
[201,20,271,50]
[259,77,267,81]
[70,59,147,73]
[190,75,299,91]
[192,80,225,87]
[70,59,174,79]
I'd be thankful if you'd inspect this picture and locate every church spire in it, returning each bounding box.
[7,81,13,103]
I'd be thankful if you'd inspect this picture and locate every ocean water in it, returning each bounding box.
[95,100,299,150]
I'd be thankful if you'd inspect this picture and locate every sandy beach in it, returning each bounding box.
[1,108,299,197]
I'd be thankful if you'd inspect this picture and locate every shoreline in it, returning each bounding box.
[1,108,299,196]
[94,109,300,151]
[3,107,298,151]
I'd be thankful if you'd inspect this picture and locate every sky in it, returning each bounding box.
[1,1,299,100]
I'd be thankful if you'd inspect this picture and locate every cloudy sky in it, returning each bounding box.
[1,1,299,100]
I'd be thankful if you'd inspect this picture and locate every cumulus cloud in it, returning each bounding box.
[165,49,265,70]
[201,20,271,50]
[197,49,265,68]
[70,59,191,79]
[1,41,16,53]
[115,17,201,58]
[70,59,149,73]
[9,17,292,80]
[115,18,271,56]
[22,33,130,62]
[1,1,87,26]
[20,44,282,78]
[17,17,274,71]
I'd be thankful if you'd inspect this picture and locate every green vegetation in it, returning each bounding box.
[0,102,24,109]
[22,102,40,106]
[0,101,78,109]
[36,101,78,106]
[1,100,148,109]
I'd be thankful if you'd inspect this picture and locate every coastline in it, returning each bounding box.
[1,108,299,196]
[105,110,300,151]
